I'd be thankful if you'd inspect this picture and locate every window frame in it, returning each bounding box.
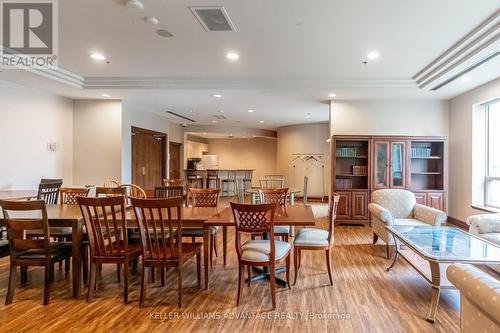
[484,98,500,209]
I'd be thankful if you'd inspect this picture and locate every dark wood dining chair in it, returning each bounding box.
[0,199,72,305]
[221,170,236,196]
[258,188,290,241]
[95,186,127,197]
[230,202,291,309]
[120,184,147,206]
[293,193,340,286]
[206,170,220,189]
[131,197,202,308]
[77,195,142,303]
[37,180,63,204]
[185,188,222,267]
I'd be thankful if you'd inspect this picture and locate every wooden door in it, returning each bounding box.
[131,127,167,192]
[427,192,444,211]
[169,142,182,179]
[336,192,351,220]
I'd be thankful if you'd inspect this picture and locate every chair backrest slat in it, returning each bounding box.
[131,197,183,263]
[37,181,63,204]
[60,187,90,205]
[259,179,284,189]
[77,196,128,259]
[154,186,183,200]
[0,200,50,258]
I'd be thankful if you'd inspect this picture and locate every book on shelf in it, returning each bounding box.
[335,178,352,189]
[411,147,432,158]
[336,146,360,157]
[352,165,367,176]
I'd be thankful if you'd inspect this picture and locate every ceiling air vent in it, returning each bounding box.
[214,114,228,120]
[189,6,236,32]
[165,111,196,122]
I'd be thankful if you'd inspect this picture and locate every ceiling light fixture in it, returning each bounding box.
[126,0,144,10]
[461,76,472,83]
[328,93,336,98]
[247,109,255,113]
[213,94,222,98]
[218,110,224,113]
[90,53,106,61]
[101,94,110,98]
[145,17,159,25]
[226,52,239,60]
[212,120,218,123]
[367,51,380,60]
[259,120,264,123]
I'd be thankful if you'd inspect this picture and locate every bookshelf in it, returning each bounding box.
[409,141,444,191]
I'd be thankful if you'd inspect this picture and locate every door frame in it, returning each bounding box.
[131,126,168,186]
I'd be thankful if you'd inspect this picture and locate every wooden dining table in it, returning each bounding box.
[0,204,220,298]
[203,204,315,289]
[0,190,37,200]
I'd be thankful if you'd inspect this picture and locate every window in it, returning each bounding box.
[485,98,500,208]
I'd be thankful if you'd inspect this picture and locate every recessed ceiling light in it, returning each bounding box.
[212,120,217,123]
[126,0,144,10]
[461,76,472,83]
[213,94,222,98]
[247,109,255,113]
[145,17,159,25]
[218,110,224,113]
[226,52,239,60]
[259,120,264,123]
[90,53,106,61]
[329,93,336,98]
[367,51,380,60]
[101,94,110,98]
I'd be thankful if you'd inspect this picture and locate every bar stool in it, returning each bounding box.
[221,170,236,197]
[243,170,253,191]
[185,170,203,189]
[206,169,220,189]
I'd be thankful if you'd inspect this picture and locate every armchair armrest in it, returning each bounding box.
[368,203,394,225]
[466,214,500,235]
[447,264,500,324]
[413,204,446,226]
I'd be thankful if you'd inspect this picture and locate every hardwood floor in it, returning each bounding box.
[0,202,460,333]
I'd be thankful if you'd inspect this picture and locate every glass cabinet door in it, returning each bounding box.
[390,142,406,188]
[374,142,389,188]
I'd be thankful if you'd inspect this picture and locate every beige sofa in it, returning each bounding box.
[368,189,447,258]
[447,264,500,333]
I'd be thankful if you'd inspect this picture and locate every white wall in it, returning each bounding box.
[449,78,500,220]
[207,138,277,186]
[277,123,330,197]
[0,80,74,189]
[73,100,122,186]
[121,104,171,183]
[330,100,449,136]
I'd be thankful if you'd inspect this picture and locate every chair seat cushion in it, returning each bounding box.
[241,239,291,262]
[16,242,72,259]
[480,233,500,246]
[273,225,290,235]
[26,227,72,237]
[294,228,330,247]
[393,218,429,227]
[181,226,218,236]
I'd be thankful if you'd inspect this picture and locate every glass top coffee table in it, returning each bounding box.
[386,225,500,323]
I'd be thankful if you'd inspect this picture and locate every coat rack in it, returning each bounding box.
[291,153,326,201]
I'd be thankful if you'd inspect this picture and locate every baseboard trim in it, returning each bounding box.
[446,216,468,230]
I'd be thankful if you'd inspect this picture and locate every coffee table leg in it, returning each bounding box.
[222,226,227,266]
[386,235,399,271]
[427,261,441,323]
[203,226,210,290]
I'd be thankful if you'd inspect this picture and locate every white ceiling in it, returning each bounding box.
[1,0,499,130]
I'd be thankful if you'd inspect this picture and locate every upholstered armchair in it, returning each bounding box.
[368,189,447,258]
[467,213,500,273]
[447,264,500,333]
